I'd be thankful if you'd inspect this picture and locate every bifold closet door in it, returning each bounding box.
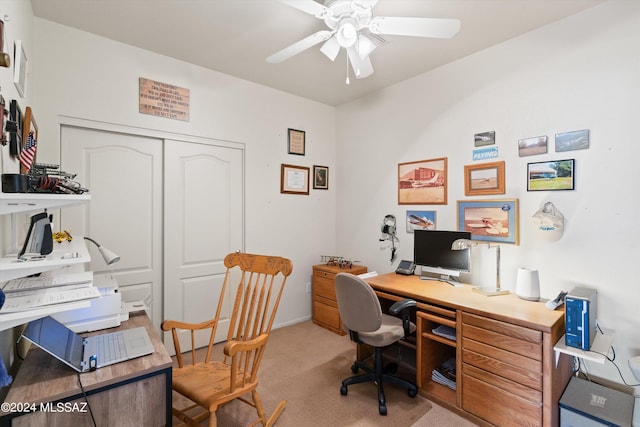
[60,126,164,329]
[163,139,244,349]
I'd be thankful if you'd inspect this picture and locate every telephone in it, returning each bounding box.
[395,260,416,275]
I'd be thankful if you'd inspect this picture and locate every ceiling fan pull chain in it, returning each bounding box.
[345,51,350,85]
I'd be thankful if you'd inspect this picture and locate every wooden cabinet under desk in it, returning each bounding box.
[365,273,573,427]
[312,264,367,335]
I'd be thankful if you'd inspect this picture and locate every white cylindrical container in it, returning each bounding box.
[515,267,540,301]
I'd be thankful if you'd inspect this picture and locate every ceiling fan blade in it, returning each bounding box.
[369,16,461,39]
[320,37,341,62]
[278,0,330,18]
[347,46,374,79]
[266,30,333,63]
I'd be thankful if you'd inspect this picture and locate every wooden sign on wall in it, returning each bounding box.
[139,78,190,121]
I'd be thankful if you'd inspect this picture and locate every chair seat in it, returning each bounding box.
[172,362,255,409]
[355,314,417,348]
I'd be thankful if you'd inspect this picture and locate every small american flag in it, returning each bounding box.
[20,132,37,172]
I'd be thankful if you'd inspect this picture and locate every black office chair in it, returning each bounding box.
[334,273,418,415]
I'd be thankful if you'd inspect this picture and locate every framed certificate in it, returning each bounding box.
[287,128,305,155]
[280,164,309,195]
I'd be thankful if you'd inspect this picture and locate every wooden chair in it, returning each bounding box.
[162,252,293,427]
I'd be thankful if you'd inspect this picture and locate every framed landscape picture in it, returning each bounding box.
[457,199,519,245]
[527,159,575,191]
[398,158,447,205]
[464,161,505,196]
[406,210,436,232]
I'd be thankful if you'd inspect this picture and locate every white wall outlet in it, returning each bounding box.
[305,282,311,293]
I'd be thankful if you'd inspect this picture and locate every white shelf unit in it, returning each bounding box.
[0,236,91,282]
[0,193,92,331]
[0,192,90,215]
[554,333,614,366]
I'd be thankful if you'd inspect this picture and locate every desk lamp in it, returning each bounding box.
[83,237,120,266]
[451,239,509,296]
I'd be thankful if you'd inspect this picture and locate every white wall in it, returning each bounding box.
[2,19,338,329]
[336,0,640,420]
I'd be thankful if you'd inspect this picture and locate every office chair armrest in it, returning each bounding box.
[389,298,416,315]
[389,298,416,338]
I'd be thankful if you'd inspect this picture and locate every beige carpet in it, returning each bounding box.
[171,320,478,426]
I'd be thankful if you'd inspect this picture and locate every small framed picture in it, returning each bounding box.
[518,135,548,157]
[13,40,27,97]
[287,128,305,155]
[555,129,589,152]
[464,161,505,196]
[474,131,495,147]
[527,159,575,191]
[457,199,519,245]
[406,210,436,232]
[280,164,309,195]
[313,165,328,190]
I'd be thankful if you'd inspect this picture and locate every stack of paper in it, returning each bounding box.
[0,272,99,313]
[432,324,457,341]
[432,357,456,390]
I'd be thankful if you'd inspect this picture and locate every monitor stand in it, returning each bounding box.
[420,271,463,287]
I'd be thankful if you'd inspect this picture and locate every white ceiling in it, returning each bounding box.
[30,0,604,106]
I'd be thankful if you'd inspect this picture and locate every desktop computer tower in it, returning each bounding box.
[565,287,597,351]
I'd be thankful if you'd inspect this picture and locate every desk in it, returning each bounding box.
[1,312,172,426]
[365,273,573,427]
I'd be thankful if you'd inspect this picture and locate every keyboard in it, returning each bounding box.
[95,332,127,364]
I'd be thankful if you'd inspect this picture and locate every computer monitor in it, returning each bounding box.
[413,230,471,283]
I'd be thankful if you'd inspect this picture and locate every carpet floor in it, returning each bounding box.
[171,320,479,426]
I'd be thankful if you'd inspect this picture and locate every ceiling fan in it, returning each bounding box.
[266,0,460,81]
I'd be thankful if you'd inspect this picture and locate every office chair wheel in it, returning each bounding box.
[408,388,417,398]
[340,384,348,396]
[351,364,359,374]
[379,404,387,416]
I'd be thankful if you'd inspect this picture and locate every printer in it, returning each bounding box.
[52,273,129,332]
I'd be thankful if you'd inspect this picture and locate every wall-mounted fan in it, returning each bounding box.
[266,0,460,80]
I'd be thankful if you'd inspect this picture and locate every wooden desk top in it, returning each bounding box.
[5,312,172,405]
[367,273,564,333]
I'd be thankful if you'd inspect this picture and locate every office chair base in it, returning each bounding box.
[340,349,418,416]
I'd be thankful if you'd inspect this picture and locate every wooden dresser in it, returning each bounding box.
[312,263,367,335]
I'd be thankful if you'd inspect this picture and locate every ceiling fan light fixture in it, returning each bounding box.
[357,34,376,60]
[336,19,358,47]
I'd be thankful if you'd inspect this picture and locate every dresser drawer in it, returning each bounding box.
[462,373,542,427]
[462,312,542,360]
[462,337,543,390]
[313,299,342,332]
[313,275,337,300]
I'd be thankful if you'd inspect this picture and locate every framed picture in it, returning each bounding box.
[287,128,305,155]
[464,161,505,196]
[527,159,575,191]
[20,106,37,174]
[280,164,309,195]
[313,165,328,190]
[555,129,589,152]
[13,40,27,97]
[457,199,519,245]
[474,131,495,147]
[9,99,22,157]
[398,157,447,205]
[518,135,548,157]
[406,210,436,232]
